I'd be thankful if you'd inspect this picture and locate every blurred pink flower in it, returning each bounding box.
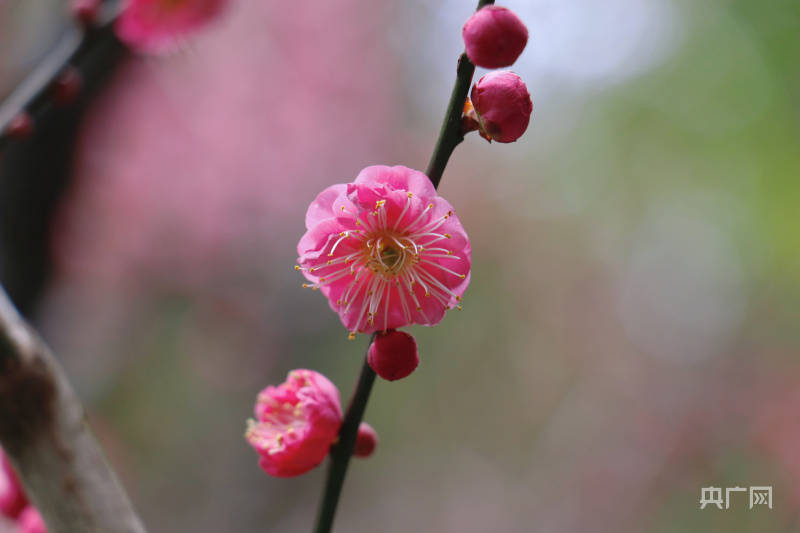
[17,506,47,533]
[57,0,400,291]
[0,450,26,520]
[245,369,342,478]
[462,6,528,69]
[470,71,532,143]
[297,165,471,336]
[115,0,228,53]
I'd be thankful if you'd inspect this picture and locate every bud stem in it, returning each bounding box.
[313,338,377,533]
[425,0,495,190]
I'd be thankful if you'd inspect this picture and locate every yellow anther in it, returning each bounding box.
[444,233,452,238]
[457,305,463,311]
[348,332,356,340]
[375,200,386,208]
[294,265,301,270]
[456,296,461,301]
[407,192,413,198]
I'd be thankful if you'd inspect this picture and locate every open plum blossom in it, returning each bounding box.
[115,0,227,53]
[297,165,471,337]
[245,370,342,478]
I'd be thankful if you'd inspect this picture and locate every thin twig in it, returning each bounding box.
[313,342,377,533]
[311,1,494,532]
[425,0,494,188]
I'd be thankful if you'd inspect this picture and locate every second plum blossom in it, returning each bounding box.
[297,166,471,336]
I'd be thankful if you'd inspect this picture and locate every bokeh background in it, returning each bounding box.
[2,0,800,531]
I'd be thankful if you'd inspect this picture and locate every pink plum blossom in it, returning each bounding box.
[297,165,471,336]
[470,71,532,143]
[17,507,47,533]
[462,6,528,69]
[245,369,342,478]
[0,450,26,520]
[115,0,227,54]
[367,329,419,381]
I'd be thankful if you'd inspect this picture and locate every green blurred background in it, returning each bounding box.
[2,0,800,531]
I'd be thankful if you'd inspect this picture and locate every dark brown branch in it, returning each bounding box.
[0,286,146,532]
[0,2,126,151]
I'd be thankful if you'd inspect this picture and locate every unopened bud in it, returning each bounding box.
[52,67,82,106]
[367,330,419,381]
[4,113,34,140]
[470,71,532,143]
[354,422,378,458]
[463,6,528,69]
[71,0,101,27]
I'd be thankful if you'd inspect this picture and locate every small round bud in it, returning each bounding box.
[470,71,532,143]
[51,67,82,106]
[354,422,378,458]
[462,6,528,69]
[367,330,419,381]
[4,113,34,140]
[71,0,101,27]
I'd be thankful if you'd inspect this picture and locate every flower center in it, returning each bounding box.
[380,245,401,269]
[365,236,417,277]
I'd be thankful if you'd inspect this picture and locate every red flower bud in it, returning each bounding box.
[4,113,34,140]
[71,0,101,27]
[354,422,378,458]
[367,330,419,381]
[51,67,82,106]
[462,6,528,69]
[470,71,532,143]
